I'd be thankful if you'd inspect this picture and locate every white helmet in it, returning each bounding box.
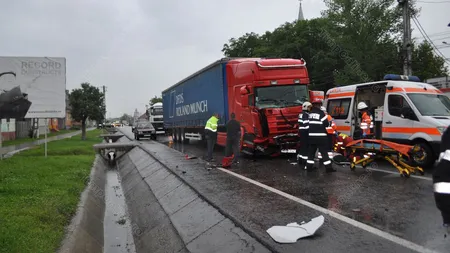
[357,102,368,110]
[302,102,312,110]
[320,106,327,112]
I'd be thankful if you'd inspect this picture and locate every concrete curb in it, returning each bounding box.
[117,130,271,253]
[58,155,106,253]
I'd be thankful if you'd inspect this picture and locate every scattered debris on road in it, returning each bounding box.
[266,215,325,243]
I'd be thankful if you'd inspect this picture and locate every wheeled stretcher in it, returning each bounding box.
[331,133,425,177]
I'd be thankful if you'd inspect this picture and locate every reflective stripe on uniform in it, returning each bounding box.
[310,121,322,124]
[434,182,450,194]
[307,160,314,164]
[321,115,328,122]
[309,133,326,136]
[299,126,309,129]
[323,160,331,165]
[205,126,217,132]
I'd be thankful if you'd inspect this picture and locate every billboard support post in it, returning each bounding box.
[0,118,2,160]
[44,119,47,158]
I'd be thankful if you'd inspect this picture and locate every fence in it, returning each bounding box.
[15,120,32,139]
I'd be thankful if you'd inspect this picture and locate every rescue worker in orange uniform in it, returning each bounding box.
[321,106,337,154]
[357,102,372,138]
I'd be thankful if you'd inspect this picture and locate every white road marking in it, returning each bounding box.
[365,167,432,181]
[217,167,440,253]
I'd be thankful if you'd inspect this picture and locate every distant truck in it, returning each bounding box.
[162,57,322,156]
[148,102,165,134]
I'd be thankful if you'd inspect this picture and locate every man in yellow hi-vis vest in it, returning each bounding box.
[205,113,220,162]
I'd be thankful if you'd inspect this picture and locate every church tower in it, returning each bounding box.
[298,0,304,21]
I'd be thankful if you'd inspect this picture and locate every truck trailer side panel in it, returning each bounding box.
[162,63,229,128]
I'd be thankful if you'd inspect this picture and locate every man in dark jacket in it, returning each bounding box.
[433,126,450,235]
[225,112,241,164]
[298,102,312,168]
[305,98,336,173]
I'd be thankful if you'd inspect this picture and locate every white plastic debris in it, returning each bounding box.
[290,162,297,165]
[266,215,325,243]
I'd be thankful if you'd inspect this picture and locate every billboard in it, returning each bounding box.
[0,57,66,119]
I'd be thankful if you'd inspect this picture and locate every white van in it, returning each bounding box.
[324,74,450,168]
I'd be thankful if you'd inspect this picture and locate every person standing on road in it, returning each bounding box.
[433,126,450,235]
[322,106,337,158]
[298,102,312,167]
[205,113,220,162]
[225,112,241,165]
[305,98,336,173]
[357,102,372,138]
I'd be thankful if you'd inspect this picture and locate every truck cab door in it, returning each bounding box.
[237,85,256,134]
[382,94,415,141]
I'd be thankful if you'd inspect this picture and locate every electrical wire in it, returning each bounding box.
[412,16,450,64]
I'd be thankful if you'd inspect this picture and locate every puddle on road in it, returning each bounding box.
[104,169,136,253]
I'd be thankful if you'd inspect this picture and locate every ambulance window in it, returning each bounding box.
[327,98,351,119]
[388,95,411,117]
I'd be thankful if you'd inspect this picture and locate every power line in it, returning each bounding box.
[411,16,450,64]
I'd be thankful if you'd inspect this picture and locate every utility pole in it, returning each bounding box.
[398,0,412,76]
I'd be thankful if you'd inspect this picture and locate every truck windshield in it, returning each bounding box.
[407,93,450,116]
[151,108,163,115]
[255,84,309,109]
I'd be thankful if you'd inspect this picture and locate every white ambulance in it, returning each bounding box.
[324,74,450,168]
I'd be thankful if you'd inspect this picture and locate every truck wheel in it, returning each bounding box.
[412,141,434,169]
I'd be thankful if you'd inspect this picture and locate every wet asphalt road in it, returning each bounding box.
[120,127,449,252]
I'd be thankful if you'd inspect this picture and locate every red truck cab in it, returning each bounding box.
[216,58,317,156]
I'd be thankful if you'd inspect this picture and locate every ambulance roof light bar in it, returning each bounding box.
[383,74,421,82]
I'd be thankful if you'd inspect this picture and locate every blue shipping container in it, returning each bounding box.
[162,61,229,128]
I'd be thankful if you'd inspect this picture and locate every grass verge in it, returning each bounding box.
[2,129,79,147]
[0,129,103,253]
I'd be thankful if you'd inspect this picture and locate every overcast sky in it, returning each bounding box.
[0,0,448,118]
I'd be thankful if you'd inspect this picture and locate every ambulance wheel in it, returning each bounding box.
[412,141,434,169]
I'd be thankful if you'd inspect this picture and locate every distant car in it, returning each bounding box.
[133,121,156,140]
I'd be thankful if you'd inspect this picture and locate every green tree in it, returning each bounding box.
[119,113,132,124]
[412,41,449,80]
[150,95,163,105]
[69,83,105,140]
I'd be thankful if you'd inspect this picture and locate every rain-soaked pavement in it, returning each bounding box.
[104,168,136,253]
[118,127,449,252]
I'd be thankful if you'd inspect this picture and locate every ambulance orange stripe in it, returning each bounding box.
[382,127,440,135]
[335,126,440,135]
[336,126,351,131]
[387,87,442,94]
[327,92,355,98]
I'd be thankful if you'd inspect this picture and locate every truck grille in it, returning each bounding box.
[266,115,298,134]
